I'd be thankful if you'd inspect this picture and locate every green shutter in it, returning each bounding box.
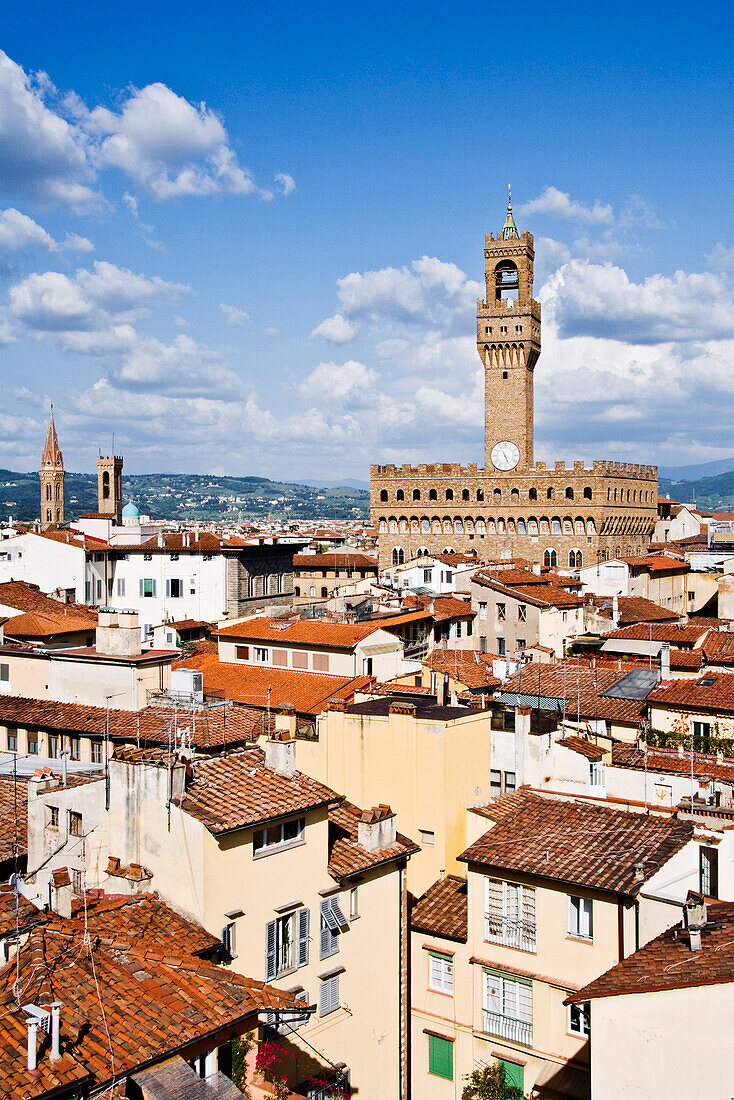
[499,1058,524,1091]
[428,1034,453,1080]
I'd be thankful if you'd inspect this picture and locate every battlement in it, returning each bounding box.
[477,298,541,316]
[485,230,534,248]
[371,459,657,480]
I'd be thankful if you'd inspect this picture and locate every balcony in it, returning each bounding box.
[485,913,537,952]
[483,1010,532,1047]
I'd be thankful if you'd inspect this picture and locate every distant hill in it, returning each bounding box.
[658,457,734,480]
[658,469,734,510]
[0,470,370,524]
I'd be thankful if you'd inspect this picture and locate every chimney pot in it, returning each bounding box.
[27,1018,38,1073]
[357,804,396,851]
[50,1002,61,1061]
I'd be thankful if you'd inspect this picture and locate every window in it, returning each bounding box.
[313,653,330,672]
[272,648,288,667]
[48,734,61,759]
[91,740,103,764]
[319,973,340,1016]
[96,579,102,600]
[235,645,250,660]
[167,578,183,598]
[7,729,17,752]
[143,553,152,561]
[543,548,558,568]
[569,1002,590,1038]
[419,829,435,846]
[85,581,91,602]
[517,638,526,650]
[427,1033,453,1080]
[72,869,83,895]
[497,638,506,656]
[568,896,593,940]
[518,604,527,622]
[221,922,235,960]
[254,647,268,663]
[48,806,59,828]
[483,969,532,1046]
[504,771,516,792]
[265,907,309,980]
[116,578,126,597]
[429,951,453,994]
[320,896,348,959]
[349,887,359,919]
[497,1059,524,1092]
[423,568,432,584]
[496,603,506,622]
[292,651,308,669]
[589,761,606,792]
[140,578,156,598]
[27,733,38,755]
[490,770,502,798]
[485,878,536,951]
[479,602,487,620]
[253,817,305,855]
[69,736,80,761]
[68,811,83,837]
[700,846,719,898]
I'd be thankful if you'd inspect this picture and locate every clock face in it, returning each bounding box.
[491,441,520,471]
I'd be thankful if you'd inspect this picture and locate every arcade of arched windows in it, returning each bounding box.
[379,484,605,505]
[378,514,599,538]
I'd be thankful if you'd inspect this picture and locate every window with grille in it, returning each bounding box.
[320,896,348,959]
[482,969,532,1046]
[428,951,453,994]
[497,603,506,621]
[518,604,527,622]
[485,878,536,951]
[568,896,593,940]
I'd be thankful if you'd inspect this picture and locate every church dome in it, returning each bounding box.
[122,500,140,518]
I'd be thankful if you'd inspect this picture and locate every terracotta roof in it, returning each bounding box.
[403,594,476,621]
[556,735,605,760]
[37,529,109,549]
[670,648,704,671]
[367,609,433,628]
[0,694,264,749]
[0,778,28,865]
[569,900,734,1002]
[612,743,734,785]
[174,652,373,717]
[473,572,583,609]
[0,881,44,937]
[702,631,734,667]
[216,616,382,649]
[327,801,418,880]
[293,552,378,570]
[621,556,690,573]
[423,649,500,690]
[498,662,648,724]
[0,917,302,1098]
[411,875,468,943]
[459,791,693,896]
[607,623,710,647]
[4,610,96,639]
[648,672,734,714]
[590,596,680,625]
[176,747,338,834]
[69,891,221,957]
[0,582,96,621]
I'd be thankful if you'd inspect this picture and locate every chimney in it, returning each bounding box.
[612,594,620,627]
[96,609,142,658]
[50,1002,61,1060]
[264,730,296,776]
[660,642,671,680]
[157,532,164,548]
[274,703,297,738]
[633,861,645,881]
[532,560,541,576]
[357,804,396,852]
[27,1017,38,1073]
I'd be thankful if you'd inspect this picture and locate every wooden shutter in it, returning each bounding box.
[319,975,339,1015]
[320,900,331,957]
[428,1034,453,1080]
[139,579,144,597]
[265,919,277,981]
[151,579,157,597]
[522,885,536,947]
[165,579,171,597]
[483,970,502,1014]
[331,897,349,931]
[485,877,503,939]
[297,907,309,967]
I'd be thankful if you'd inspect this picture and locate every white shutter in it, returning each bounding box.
[581,898,593,939]
[522,886,536,947]
[151,579,157,597]
[322,905,339,934]
[483,970,502,1014]
[429,955,442,989]
[444,957,454,994]
[297,907,309,967]
[485,877,503,939]
[265,919,277,981]
[166,579,171,597]
[139,579,144,598]
[320,901,331,957]
[503,977,518,1019]
[516,980,532,1023]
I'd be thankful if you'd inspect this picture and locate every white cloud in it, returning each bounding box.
[519,186,614,225]
[310,313,358,344]
[220,303,251,326]
[0,208,91,253]
[300,360,379,405]
[275,172,296,196]
[707,242,734,272]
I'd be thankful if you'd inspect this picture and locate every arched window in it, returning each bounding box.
[565,487,574,500]
[569,549,583,568]
[432,518,441,534]
[543,549,558,568]
[539,517,550,534]
[551,517,561,533]
[529,487,538,501]
[462,488,470,501]
[583,487,592,500]
[486,518,495,533]
[493,488,501,501]
[392,548,400,565]
[495,259,519,300]
[477,489,484,502]
[507,519,516,534]
[454,518,464,534]
[310,586,316,597]
[563,517,573,534]
[399,518,408,533]
[528,517,538,535]
[379,519,387,533]
[388,517,398,533]
[443,518,452,534]
[517,519,526,534]
[429,488,438,501]
[396,489,405,502]
[380,489,388,502]
[547,487,554,500]
[46,509,51,522]
[321,586,328,597]
[510,488,519,503]
[294,586,301,596]
[417,546,430,558]
[102,471,110,499]
[465,518,475,534]
[45,484,51,501]
[575,518,585,535]
[445,488,454,501]
[497,518,506,533]
[413,488,421,501]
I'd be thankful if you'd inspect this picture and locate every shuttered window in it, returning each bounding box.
[485,878,536,951]
[498,1059,524,1091]
[427,1034,453,1080]
[319,974,339,1016]
[320,897,347,959]
[568,896,593,940]
[428,952,453,995]
[265,907,310,981]
[483,969,532,1046]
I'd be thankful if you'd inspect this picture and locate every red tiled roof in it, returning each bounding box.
[590,596,680,626]
[0,582,97,621]
[459,790,693,896]
[498,662,648,724]
[473,572,583,609]
[670,648,704,671]
[612,743,734,785]
[620,556,690,573]
[569,900,734,1002]
[0,917,302,1098]
[648,672,734,714]
[328,801,418,880]
[216,616,382,649]
[174,652,373,717]
[176,747,338,834]
[411,875,468,943]
[403,594,475,621]
[607,623,710,647]
[424,649,500,690]
[702,631,734,667]
[293,552,378,570]
[0,694,264,749]
[4,611,96,638]
[0,881,43,937]
[556,735,605,761]
[69,891,221,956]
[0,778,28,864]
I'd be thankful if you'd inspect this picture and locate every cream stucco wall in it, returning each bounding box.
[0,648,170,709]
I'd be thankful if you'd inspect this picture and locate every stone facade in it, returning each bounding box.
[96,454,123,521]
[372,201,657,567]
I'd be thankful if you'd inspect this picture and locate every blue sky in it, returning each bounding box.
[1,0,732,480]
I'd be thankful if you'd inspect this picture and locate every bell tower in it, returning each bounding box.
[96,453,123,522]
[39,407,64,530]
[477,190,541,472]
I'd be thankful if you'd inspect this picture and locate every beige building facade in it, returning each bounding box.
[371,202,657,568]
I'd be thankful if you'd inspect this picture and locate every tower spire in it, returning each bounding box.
[39,406,65,529]
[41,406,63,468]
[501,185,519,240]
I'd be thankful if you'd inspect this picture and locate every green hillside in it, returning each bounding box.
[659,470,734,510]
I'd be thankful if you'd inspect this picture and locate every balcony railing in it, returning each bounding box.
[485,913,537,952]
[483,1010,532,1047]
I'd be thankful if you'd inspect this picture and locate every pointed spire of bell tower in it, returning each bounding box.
[501,185,520,240]
[42,405,63,468]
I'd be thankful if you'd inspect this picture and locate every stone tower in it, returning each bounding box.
[477,191,541,472]
[39,408,64,529]
[96,454,123,521]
